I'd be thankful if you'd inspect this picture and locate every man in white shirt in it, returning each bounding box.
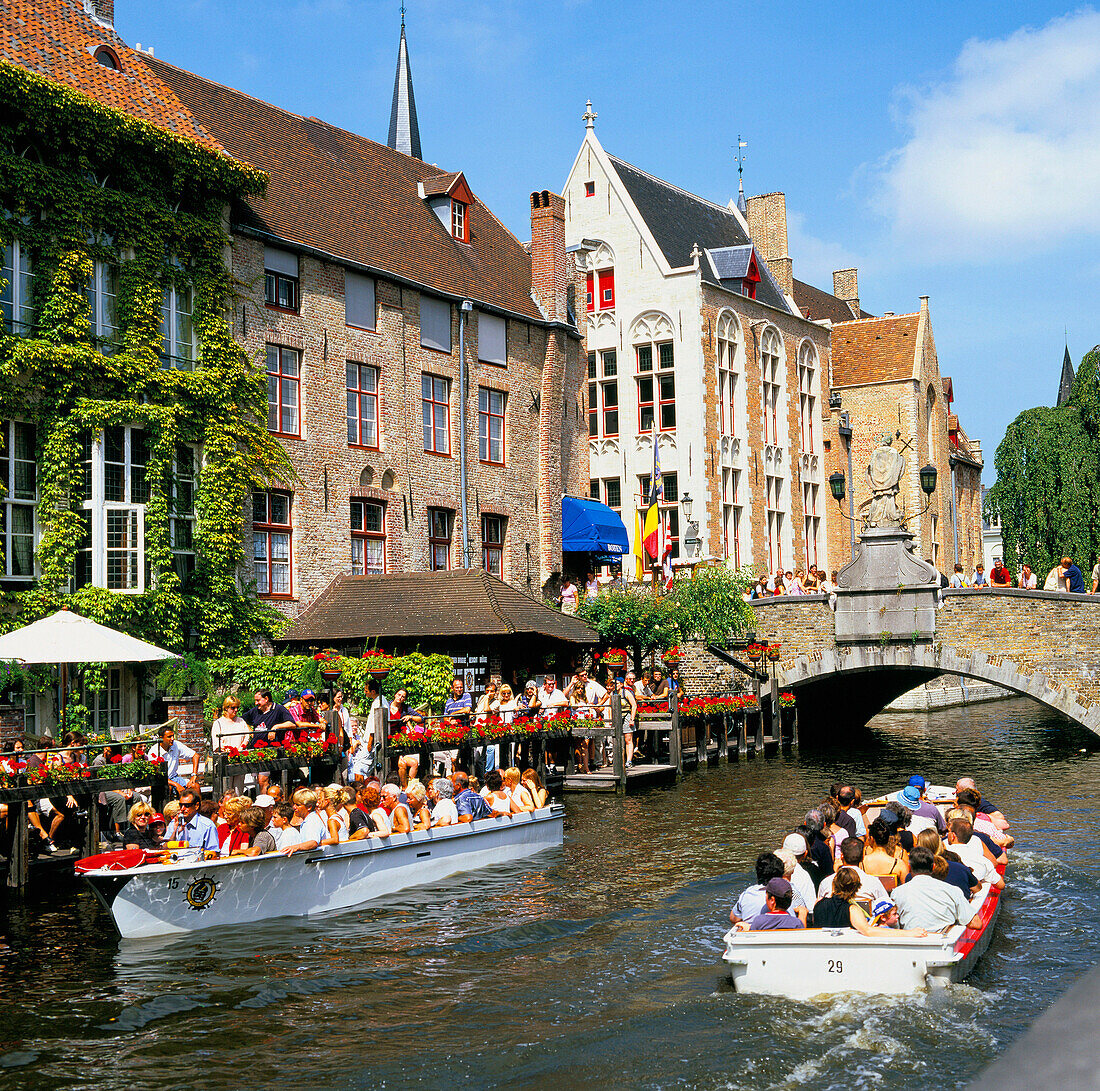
[893,847,983,931]
[779,834,817,912]
[946,818,1005,889]
[270,803,301,849]
[538,674,567,717]
[429,778,459,826]
[149,725,198,797]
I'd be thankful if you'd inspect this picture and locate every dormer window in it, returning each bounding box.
[451,199,467,242]
[94,46,121,70]
[421,171,475,244]
[585,181,595,197]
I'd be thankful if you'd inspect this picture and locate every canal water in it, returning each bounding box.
[3,696,1099,1090]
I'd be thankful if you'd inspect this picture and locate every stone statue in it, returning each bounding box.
[861,433,905,528]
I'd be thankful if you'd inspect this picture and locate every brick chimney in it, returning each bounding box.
[85,0,114,27]
[744,191,793,297]
[530,190,567,322]
[833,268,860,317]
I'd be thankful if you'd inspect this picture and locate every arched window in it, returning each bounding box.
[761,327,783,448]
[716,311,740,436]
[94,47,121,70]
[926,386,936,463]
[631,312,676,433]
[797,341,818,454]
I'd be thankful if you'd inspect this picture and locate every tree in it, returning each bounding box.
[985,347,1100,575]
[668,565,755,645]
[576,588,680,658]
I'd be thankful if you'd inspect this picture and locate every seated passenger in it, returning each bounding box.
[232,806,278,856]
[452,772,493,823]
[816,836,888,907]
[121,802,162,851]
[271,803,300,850]
[348,783,382,840]
[484,769,513,815]
[862,817,910,886]
[815,868,928,937]
[429,778,459,826]
[945,817,1005,889]
[915,828,978,899]
[382,783,413,833]
[281,789,330,855]
[955,787,1013,852]
[739,878,805,931]
[802,810,836,887]
[521,769,549,809]
[892,847,984,931]
[407,783,431,830]
[730,852,807,926]
[775,847,814,923]
[503,767,535,812]
[955,777,1009,831]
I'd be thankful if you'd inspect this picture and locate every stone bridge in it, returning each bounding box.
[749,589,1100,734]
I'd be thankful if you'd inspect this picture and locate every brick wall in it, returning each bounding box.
[744,192,793,297]
[233,189,585,616]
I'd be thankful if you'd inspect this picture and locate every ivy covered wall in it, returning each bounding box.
[0,61,293,655]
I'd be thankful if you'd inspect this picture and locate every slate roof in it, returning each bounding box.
[0,0,225,155]
[793,278,874,323]
[145,56,548,323]
[607,155,791,312]
[831,313,921,386]
[707,245,753,280]
[281,569,598,646]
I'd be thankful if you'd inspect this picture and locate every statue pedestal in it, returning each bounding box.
[835,527,940,645]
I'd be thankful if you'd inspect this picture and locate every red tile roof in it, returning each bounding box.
[145,56,547,323]
[831,313,921,386]
[0,0,225,155]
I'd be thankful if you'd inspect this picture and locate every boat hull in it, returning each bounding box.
[83,806,564,939]
[723,881,1002,999]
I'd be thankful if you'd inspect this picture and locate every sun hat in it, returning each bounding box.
[254,794,275,807]
[901,784,922,806]
[782,833,808,854]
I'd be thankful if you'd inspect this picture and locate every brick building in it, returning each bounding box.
[142,34,587,616]
[821,285,985,575]
[564,111,832,579]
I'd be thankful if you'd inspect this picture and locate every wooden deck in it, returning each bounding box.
[563,763,679,792]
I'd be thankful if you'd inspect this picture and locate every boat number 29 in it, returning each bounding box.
[828,959,843,974]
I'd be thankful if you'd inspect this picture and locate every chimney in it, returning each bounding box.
[530,190,567,322]
[85,0,114,27]
[833,268,860,317]
[744,192,793,297]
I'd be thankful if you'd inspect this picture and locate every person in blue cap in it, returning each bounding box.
[891,776,946,835]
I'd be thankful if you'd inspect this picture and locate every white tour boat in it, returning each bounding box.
[79,805,564,939]
[723,871,1002,998]
[723,783,1007,998]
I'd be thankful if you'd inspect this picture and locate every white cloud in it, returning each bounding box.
[875,9,1100,258]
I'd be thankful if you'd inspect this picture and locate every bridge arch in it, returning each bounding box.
[777,641,1100,736]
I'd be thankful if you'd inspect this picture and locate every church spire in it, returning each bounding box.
[387,7,422,160]
[1058,341,1075,406]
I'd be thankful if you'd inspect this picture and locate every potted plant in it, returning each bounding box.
[766,643,782,662]
[361,648,394,680]
[597,647,628,669]
[745,643,764,663]
[661,645,682,668]
[313,648,343,685]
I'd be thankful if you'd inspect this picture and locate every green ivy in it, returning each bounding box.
[0,62,294,655]
[986,347,1100,575]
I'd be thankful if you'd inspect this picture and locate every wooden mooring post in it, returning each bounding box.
[611,686,626,793]
[670,692,682,780]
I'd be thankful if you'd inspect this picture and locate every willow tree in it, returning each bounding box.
[986,347,1100,575]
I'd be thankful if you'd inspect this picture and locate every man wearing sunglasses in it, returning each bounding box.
[166,789,220,852]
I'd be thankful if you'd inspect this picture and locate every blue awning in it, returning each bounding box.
[562,496,629,557]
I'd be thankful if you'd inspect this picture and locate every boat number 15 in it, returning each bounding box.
[165,878,180,889]
[827,959,843,974]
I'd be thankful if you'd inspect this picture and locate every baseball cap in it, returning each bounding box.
[254,794,275,807]
[150,812,165,824]
[781,833,808,854]
[765,877,793,897]
[907,775,926,789]
[879,808,900,827]
[301,689,316,699]
[871,898,895,918]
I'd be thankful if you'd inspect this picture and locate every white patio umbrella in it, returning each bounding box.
[0,607,179,732]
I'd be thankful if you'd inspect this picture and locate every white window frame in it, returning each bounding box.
[79,426,148,593]
[85,258,119,354]
[761,327,783,449]
[1,235,34,335]
[802,481,820,570]
[798,341,818,456]
[0,418,36,580]
[161,280,197,370]
[722,467,741,568]
[716,311,741,437]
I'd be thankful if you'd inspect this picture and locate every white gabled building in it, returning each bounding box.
[563,107,833,579]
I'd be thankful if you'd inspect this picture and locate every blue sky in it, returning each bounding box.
[119,1,1100,482]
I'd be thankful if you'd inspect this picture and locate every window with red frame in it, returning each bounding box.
[479,387,505,464]
[428,508,453,570]
[346,362,379,448]
[351,500,385,574]
[266,345,300,436]
[253,490,292,596]
[598,268,614,309]
[482,513,505,577]
[585,272,594,313]
[636,342,674,431]
[798,341,817,454]
[587,352,598,437]
[803,482,820,569]
[761,329,781,448]
[451,199,468,242]
[421,374,450,455]
[584,181,595,196]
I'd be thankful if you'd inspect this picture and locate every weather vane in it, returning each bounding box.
[735,136,747,182]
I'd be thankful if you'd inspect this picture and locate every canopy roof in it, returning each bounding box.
[0,609,179,665]
[281,569,597,646]
[562,496,629,557]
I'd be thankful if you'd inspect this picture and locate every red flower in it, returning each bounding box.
[283,731,296,744]
[323,735,337,749]
[254,739,267,749]
[81,768,91,777]
[110,754,123,764]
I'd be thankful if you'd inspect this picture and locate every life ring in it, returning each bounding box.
[74,849,146,873]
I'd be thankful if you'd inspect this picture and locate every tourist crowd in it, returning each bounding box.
[728,776,1011,934]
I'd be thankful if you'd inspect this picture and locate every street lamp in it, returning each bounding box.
[829,472,846,503]
[681,491,693,521]
[919,464,938,496]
